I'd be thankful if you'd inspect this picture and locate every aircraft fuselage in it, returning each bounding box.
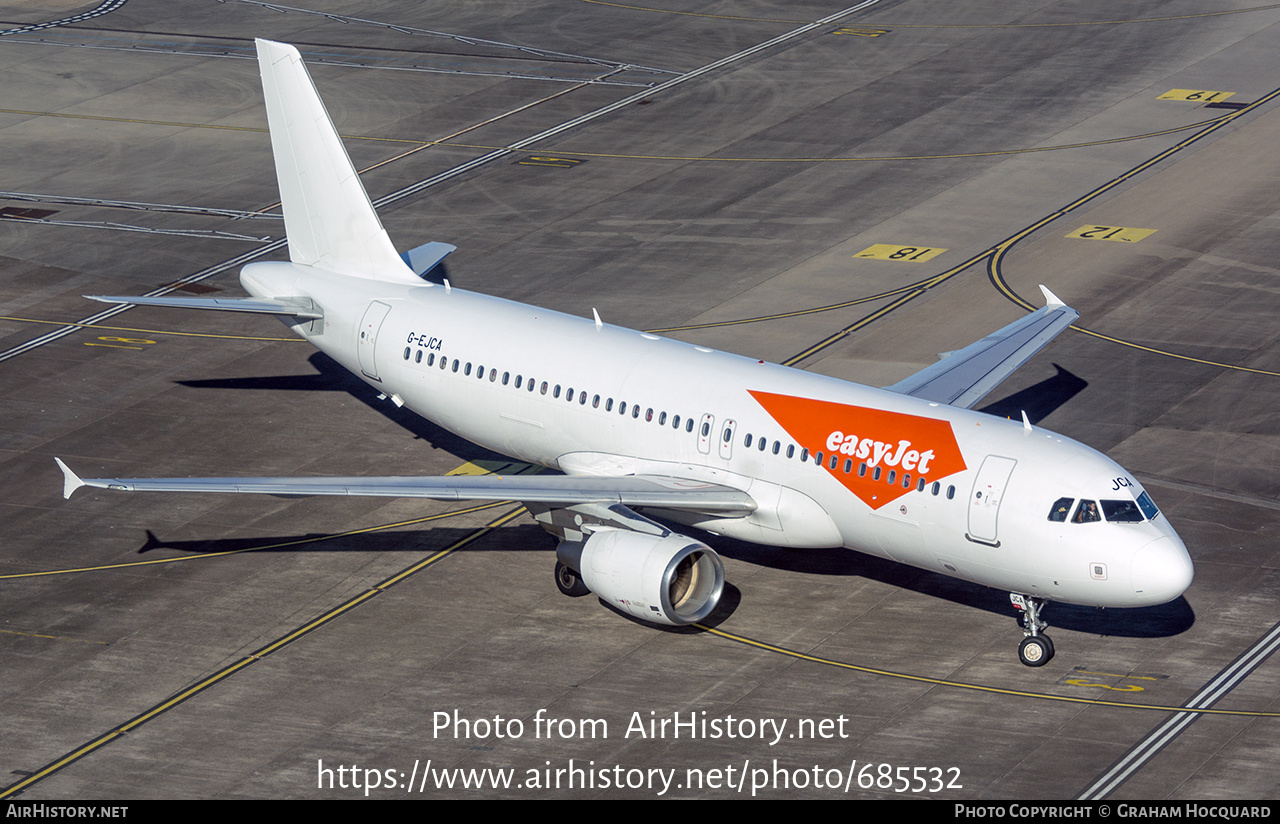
[242,259,1194,613]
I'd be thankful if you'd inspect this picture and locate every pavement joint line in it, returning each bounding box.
[0,504,525,799]
[0,1,883,364]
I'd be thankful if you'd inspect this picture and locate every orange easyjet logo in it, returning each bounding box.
[750,390,967,509]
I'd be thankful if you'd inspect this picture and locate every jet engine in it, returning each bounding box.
[557,529,724,626]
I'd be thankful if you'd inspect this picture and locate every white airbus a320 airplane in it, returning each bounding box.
[57,40,1193,667]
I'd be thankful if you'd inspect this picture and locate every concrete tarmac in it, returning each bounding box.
[1,0,1279,800]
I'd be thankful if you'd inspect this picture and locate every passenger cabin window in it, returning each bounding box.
[1047,497,1074,522]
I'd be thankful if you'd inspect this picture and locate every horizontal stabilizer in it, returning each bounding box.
[54,461,758,515]
[85,295,323,319]
[884,286,1079,408]
[401,242,457,277]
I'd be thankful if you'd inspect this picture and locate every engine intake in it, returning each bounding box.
[558,529,724,626]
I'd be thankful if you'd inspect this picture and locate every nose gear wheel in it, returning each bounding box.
[1010,593,1054,666]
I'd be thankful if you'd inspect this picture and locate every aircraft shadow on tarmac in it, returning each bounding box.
[177,352,509,463]
[978,363,1089,424]
[135,518,1192,640]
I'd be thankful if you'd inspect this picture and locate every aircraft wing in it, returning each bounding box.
[882,285,1079,409]
[55,459,756,516]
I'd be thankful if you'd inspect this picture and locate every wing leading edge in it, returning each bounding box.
[883,285,1079,409]
[54,459,756,516]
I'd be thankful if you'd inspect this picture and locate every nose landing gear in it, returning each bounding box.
[1010,593,1054,666]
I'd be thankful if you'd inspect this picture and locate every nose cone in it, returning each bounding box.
[1132,535,1194,604]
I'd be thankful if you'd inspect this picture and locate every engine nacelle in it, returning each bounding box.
[558,529,725,626]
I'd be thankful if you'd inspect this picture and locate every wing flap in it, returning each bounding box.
[55,460,757,515]
[883,285,1079,409]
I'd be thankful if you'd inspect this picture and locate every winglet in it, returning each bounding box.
[1039,284,1065,307]
[55,458,85,500]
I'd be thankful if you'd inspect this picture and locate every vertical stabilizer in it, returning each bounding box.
[255,39,417,282]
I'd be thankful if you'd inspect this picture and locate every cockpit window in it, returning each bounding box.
[1047,497,1074,522]
[1101,499,1144,523]
[1073,500,1101,523]
[1136,491,1160,521]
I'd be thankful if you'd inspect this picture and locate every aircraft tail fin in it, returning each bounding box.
[255,39,417,283]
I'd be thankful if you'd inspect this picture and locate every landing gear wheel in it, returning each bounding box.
[554,561,590,597]
[1018,634,1054,667]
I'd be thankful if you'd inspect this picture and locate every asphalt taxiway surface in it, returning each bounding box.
[2,0,1279,800]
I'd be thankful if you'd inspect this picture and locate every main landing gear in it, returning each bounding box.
[1010,593,1054,667]
[554,561,590,597]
